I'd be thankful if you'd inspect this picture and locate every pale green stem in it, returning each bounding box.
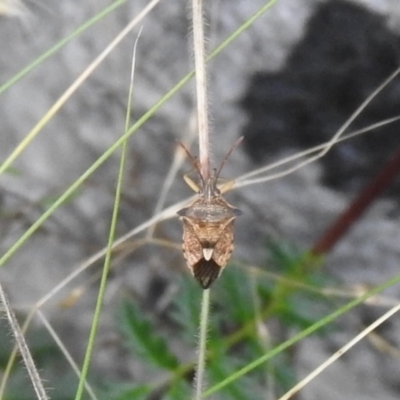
[0,0,127,95]
[74,23,141,400]
[194,289,211,400]
[74,129,127,400]
[203,269,400,397]
[0,0,278,274]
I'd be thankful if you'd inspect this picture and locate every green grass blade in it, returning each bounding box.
[74,91,130,400]
[171,277,202,342]
[105,384,153,400]
[0,0,279,270]
[0,0,127,95]
[119,301,180,371]
[203,268,400,397]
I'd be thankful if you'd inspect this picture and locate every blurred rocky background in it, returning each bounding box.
[1,0,400,398]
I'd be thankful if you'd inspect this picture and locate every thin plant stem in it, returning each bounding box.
[74,25,141,400]
[0,312,35,398]
[203,269,400,397]
[0,237,179,397]
[146,133,194,239]
[2,115,396,370]
[277,301,400,400]
[312,147,400,255]
[73,160,124,398]
[234,61,400,189]
[73,123,127,400]
[0,282,49,400]
[36,311,98,400]
[0,0,161,176]
[0,0,279,274]
[7,118,394,314]
[0,0,127,95]
[235,116,400,188]
[191,0,212,398]
[192,0,210,178]
[284,64,400,183]
[194,289,211,400]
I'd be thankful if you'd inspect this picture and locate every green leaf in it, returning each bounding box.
[266,241,302,274]
[165,379,191,400]
[279,292,334,334]
[208,356,261,400]
[170,276,202,343]
[2,166,20,175]
[119,301,179,371]
[41,189,80,209]
[217,266,256,325]
[273,357,297,395]
[103,383,152,400]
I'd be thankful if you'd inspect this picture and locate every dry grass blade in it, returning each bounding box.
[278,302,400,400]
[0,282,49,400]
[235,115,400,189]
[36,311,98,400]
[0,0,162,176]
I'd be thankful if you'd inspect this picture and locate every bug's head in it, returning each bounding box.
[177,137,243,197]
[202,168,221,201]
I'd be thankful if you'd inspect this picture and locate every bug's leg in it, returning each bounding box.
[183,173,200,192]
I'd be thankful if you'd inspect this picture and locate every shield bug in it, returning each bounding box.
[177,138,243,289]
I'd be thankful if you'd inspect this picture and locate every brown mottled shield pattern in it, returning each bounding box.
[178,187,241,289]
[177,138,243,289]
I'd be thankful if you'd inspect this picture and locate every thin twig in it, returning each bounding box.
[73,25,142,400]
[0,282,49,400]
[277,302,400,400]
[235,116,400,187]
[203,270,400,397]
[0,0,161,176]
[312,147,400,255]
[0,0,127,95]
[146,119,196,239]
[36,311,98,400]
[191,0,212,398]
[6,116,398,338]
[192,0,210,179]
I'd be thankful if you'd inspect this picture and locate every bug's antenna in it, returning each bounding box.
[177,141,205,184]
[215,136,244,180]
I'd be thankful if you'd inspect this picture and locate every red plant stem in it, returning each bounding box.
[312,147,400,256]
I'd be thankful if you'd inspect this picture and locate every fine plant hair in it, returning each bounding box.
[191,0,211,178]
[190,0,212,398]
[0,284,49,400]
[2,1,400,400]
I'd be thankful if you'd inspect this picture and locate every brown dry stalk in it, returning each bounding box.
[312,147,400,255]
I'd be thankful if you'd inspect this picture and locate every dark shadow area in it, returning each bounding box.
[241,0,400,196]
